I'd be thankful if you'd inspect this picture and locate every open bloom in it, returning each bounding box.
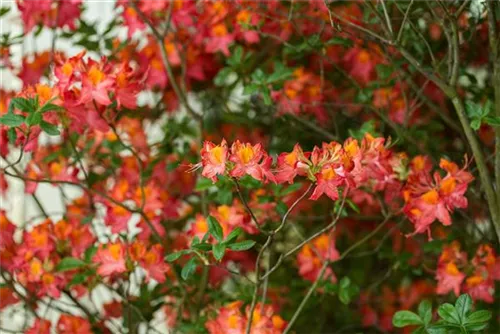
[205,301,286,334]
[435,242,467,296]
[229,140,275,183]
[130,242,170,283]
[201,139,228,182]
[80,58,115,106]
[93,242,127,277]
[403,158,473,239]
[275,144,308,184]
[26,319,52,334]
[297,233,339,282]
[57,315,92,334]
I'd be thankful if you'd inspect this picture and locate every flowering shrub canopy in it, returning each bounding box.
[1,0,500,333]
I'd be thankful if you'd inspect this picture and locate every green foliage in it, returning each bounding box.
[207,215,224,242]
[393,294,492,333]
[56,257,87,272]
[466,100,500,130]
[1,97,63,136]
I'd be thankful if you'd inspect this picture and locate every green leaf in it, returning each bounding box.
[26,112,42,126]
[418,300,432,325]
[181,257,197,280]
[423,239,444,254]
[465,101,488,118]
[412,327,427,334]
[376,64,393,80]
[243,83,260,95]
[212,243,226,261]
[346,199,360,213]
[56,257,86,272]
[38,103,65,113]
[465,310,491,324]
[325,37,353,47]
[215,188,233,205]
[224,227,242,244]
[214,67,233,86]
[191,242,212,252]
[7,128,17,144]
[438,303,460,324]
[251,69,266,83]
[470,119,481,130]
[207,215,224,242]
[276,201,288,216]
[166,250,188,262]
[11,97,35,113]
[69,273,89,286]
[84,245,97,263]
[228,240,256,251]
[227,45,243,67]
[280,182,303,196]
[426,324,451,334]
[484,116,500,126]
[267,62,293,84]
[455,294,472,322]
[464,323,488,331]
[40,121,60,136]
[262,87,272,106]
[0,113,24,127]
[195,177,214,191]
[238,175,262,189]
[338,277,358,305]
[392,311,423,328]
[191,236,200,246]
[0,7,11,17]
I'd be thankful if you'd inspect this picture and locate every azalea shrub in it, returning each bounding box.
[1,0,500,333]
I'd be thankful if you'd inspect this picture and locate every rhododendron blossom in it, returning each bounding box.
[297,233,340,282]
[436,242,500,303]
[205,301,286,334]
[93,242,127,277]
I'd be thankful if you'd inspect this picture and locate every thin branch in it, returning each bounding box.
[234,179,270,235]
[283,261,329,333]
[129,1,202,122]
[379,0,393,38]
[396,0,414,43]
[245,184,313,333]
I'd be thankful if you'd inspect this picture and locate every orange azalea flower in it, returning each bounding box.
[26,319,51,334]
[18,51,50,86]
[297,233,339,282]
[205,301,286,334]
[403,158,473,239]
[201,139,228,182]
[93,242,127,277]
[229,140,275,183]
[0,287,18,310]
[57,315,92,334]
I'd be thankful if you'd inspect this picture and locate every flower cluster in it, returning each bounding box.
[0,214,94,299]
[199,136,473,239]
[200,138,362,201]
[16,0,83,32]
[297,233,339,282]
[436,242,500,303]
[53,52,145,132]
[26,316,92,334]
[403,157,474,239]
[205,301,286,334]
[94,241,170,283]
